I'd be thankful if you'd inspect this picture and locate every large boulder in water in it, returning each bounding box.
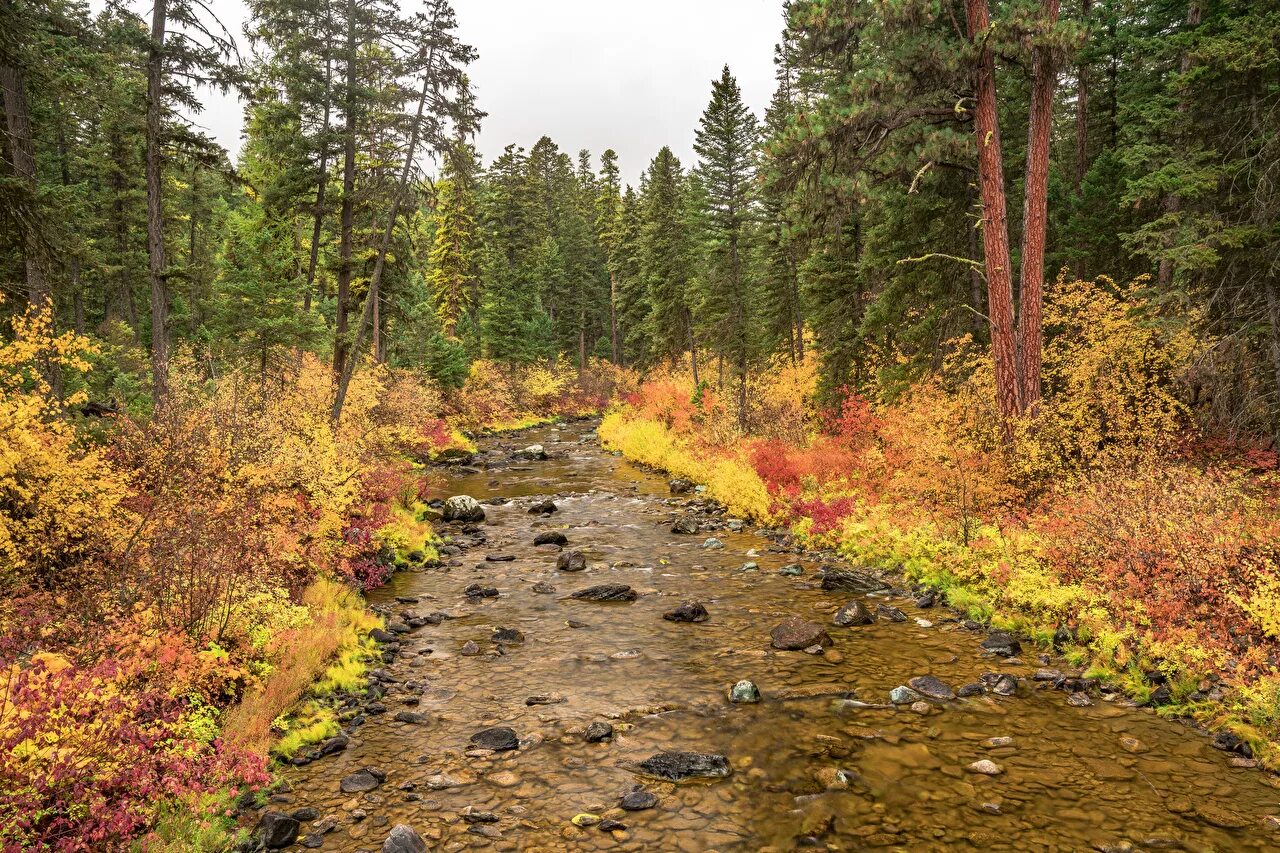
[637,751,732,782]
[443,495,485,523]
[382,824,428,853]
[981,631,1022,657]
[513,444,548,461]
[770,616,832,650]
[908,675,956,700]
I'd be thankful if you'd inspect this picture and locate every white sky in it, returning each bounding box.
[105,0,784,184]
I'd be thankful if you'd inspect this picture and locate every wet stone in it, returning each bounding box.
[770,617,832,650]
[702,537,724,549]
[890,686,923,705]
[442,495,485,523]
[875,604,908,622]
[460,640,481,656]
[637,751,732,782]
[669,478,695,494]
[729,680,761,703]
[981,632,1022,658]
[469,727,519,751]
[820,569,888,593]
[569,583,637,602]
[833,599,875,627]
[556,551,588,572]
[957,683,986,698]
[620,789,659,811]
[340,769,383,794]
[528,499,558,514]
[492,627,524,644]
[584,722,614,742]
[531,581,557,594]
[908,675,956,700]
[534,531,568,546]
[663,601,709,623]
[671,516,700,535]
[260,811,300,849]
[381,823,428,853]
[967,760,1003,775]
[778,564,804,576]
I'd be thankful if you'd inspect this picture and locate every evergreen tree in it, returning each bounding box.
[693,65,760,422]
[639,146,697,376]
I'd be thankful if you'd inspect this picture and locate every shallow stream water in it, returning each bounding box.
[281,420,1280,851]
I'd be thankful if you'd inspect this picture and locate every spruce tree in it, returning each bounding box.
[693,65,760,424]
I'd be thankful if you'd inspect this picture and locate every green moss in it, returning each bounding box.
[274,705,340,759]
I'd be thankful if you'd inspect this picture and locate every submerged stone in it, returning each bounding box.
[569,583,637,602]
[663,601,709,623]
[470,727,519,751]
[637,751,732,782]
[833,599,875,626]
[770,616,832,650]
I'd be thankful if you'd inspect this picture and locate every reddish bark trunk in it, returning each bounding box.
[1017,0,1060,413]
[966,0,1021,432]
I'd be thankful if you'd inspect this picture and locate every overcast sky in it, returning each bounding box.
[119,0,784,184]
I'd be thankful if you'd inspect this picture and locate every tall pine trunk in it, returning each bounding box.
[145,0,170,401]
[1016,0,1060,413]
[609,270,619,364]
[332,64,433,424]
[304,17,334,314]
[1,62,46,308]
[966,0,1020,432]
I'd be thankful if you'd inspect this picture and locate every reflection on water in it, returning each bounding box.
[282,421,1280,851]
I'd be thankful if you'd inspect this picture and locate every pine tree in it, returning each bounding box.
[639,146,697,375]
[427,157,479,338]
[693,65,759,424]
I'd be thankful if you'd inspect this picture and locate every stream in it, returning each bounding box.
[279,419,1280,851]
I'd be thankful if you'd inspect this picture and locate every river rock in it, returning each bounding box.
[531,581,557,594]
[770,616,832,650]
[967,759,1003,775]
[529,499,558,514]
[394,711,429,724]
[669,478,695,494]
[260,811,300,849]
[381,824,428,853]
[569,584,637,602]
[663,601,709,623]
[315,732,349,757]
[470,727,519,751]
[957,683,986,698]
[584,722,614,742]
[890,686,923,704]
[1067,691,1093,707]
[534,531,568,546]
[874,604,908,622]
[443,495,486,523]
[916,590,937,608]
[729,680,761,703]
[492,627,524,644]
[702,537,724,549]
[556,551,587,572]
[908,675,956,700]
[461,640,481,655]
[778,564,804,576]
[981,632,1022,657]
[820,569,888,593]
[671,516,699,534]
[340,769,382,793]
[833,600,875,626]
[463,583,499,599]
[620,789,659,810]
[637,751,732,781]
[514,444,548,460]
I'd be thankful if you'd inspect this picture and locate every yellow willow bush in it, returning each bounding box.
[0,307,128,588]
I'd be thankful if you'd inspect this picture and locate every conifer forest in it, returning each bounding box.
[5,0,1280,850]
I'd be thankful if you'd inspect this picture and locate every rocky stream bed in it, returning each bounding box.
[250,419,1280,851]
